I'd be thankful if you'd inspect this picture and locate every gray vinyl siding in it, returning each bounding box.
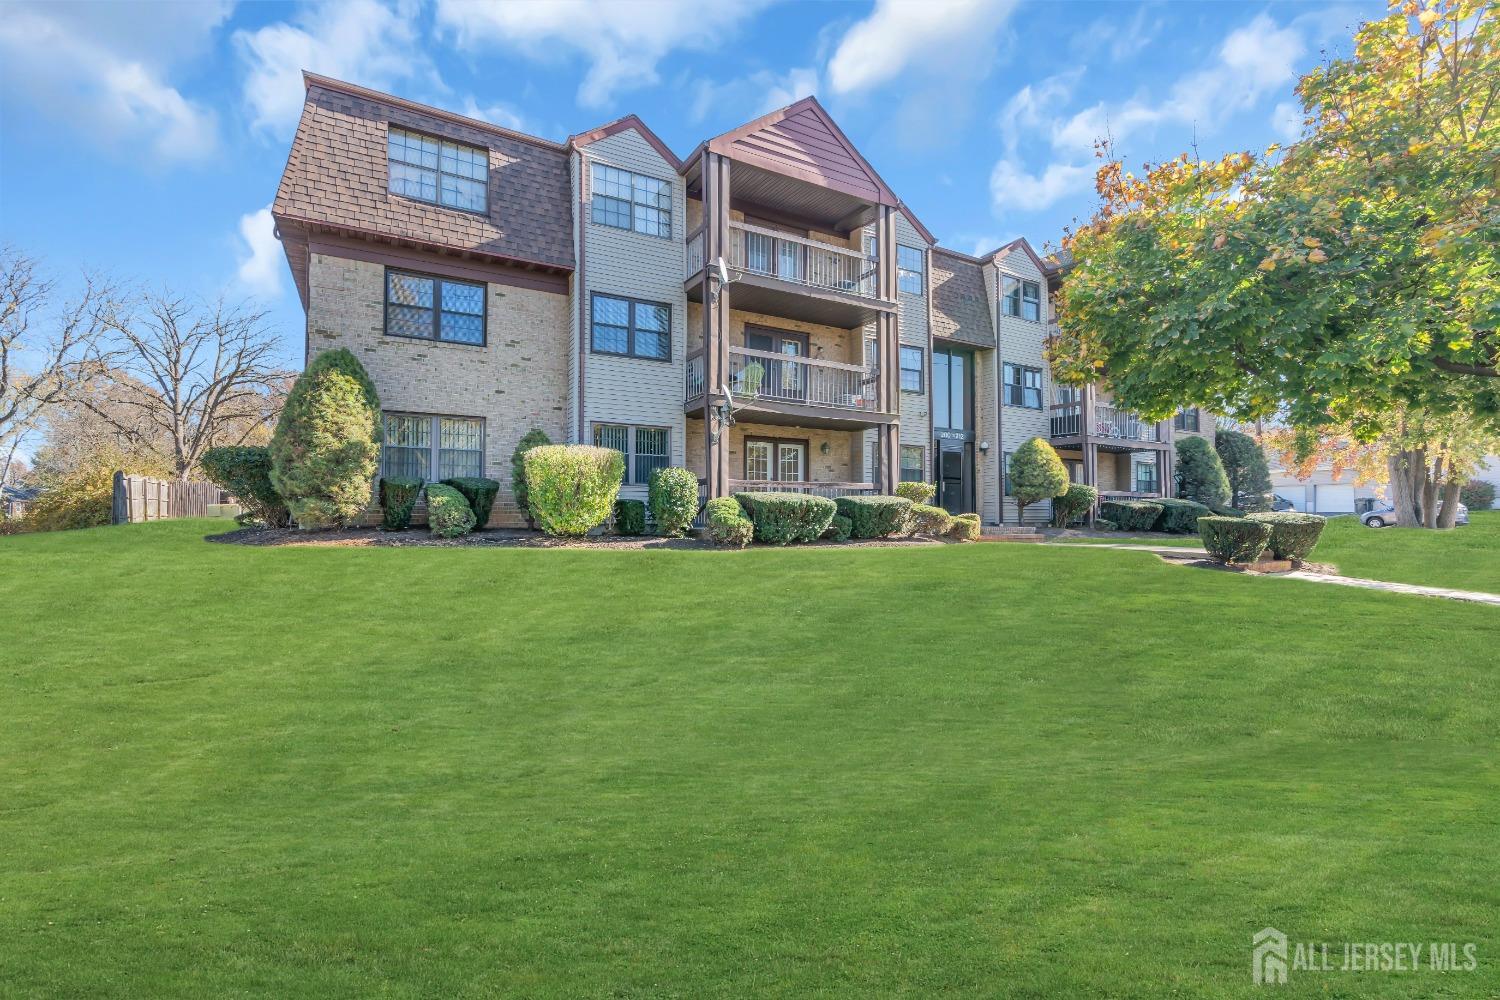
[991,250,1055,524]
[568,151,582,444]
[573,128,689,499]
[894,212,931,456]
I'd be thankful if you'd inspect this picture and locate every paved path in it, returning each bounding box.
[1049,542,1500,606]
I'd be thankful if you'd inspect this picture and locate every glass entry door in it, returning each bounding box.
[746,328,807,401]
[936,439,975,515]
[745,438,805,484]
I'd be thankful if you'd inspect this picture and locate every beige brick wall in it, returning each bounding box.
[307,251,570,526]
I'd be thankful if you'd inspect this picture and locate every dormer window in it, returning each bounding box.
[388,128,488,213]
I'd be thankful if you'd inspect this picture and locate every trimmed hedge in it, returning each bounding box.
[947,512,981,541]
[895,481,936,504]
[733,491,836,545]
[426,483,476,538]
[834,495,912,539]
[1094,518,1117,532]
[649,467,699,536]
[1246,511,1326,561]
[270,348,381,530]
[441,477,500,528]
[1151,497,1214,534]
[200,446,290,527]
[613,498,646,536]
[1197,516,1272,564]
[1210,504,1247,517]
[1099,499,1163,532]
[1051,483,1098,527]
[908,503,952,536]
[824,513,853,543]
[705,497,753,547]
[379,477,422,531]
[523,445,624,537]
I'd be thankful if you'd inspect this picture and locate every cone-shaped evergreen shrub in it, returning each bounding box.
[441,477,500,528]
[1175,436,1231,508]
[379,477,422,531]
[1008,437,1069,521]
[270,349,381,530]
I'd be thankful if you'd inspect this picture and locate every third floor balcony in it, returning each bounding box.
[1051,402,1167,445]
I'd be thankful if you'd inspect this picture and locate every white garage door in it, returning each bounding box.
[1277,486,1308,512]
[1315,484,1356,513]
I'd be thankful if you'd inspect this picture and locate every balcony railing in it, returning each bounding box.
[1051,403,1162,442]
[728,221,878,297]
[728,479,876,499]
[686,228,705,279]
[685,350,705,402]
[729,346,877,411]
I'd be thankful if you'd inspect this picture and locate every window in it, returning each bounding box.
[863,233,878,260]
[388,128,487,213]
[897,244,925,295]
[593,424,670,485]
[1001,277,1042,321]
[1003,363,1043,409]
[744,438,805,483]
[899,345,924,393]
[386,270,486,345]
[591,294,671,360]
[1173,408,1201,432]
[1055,385,1081,406]
[382,414,484,482]
[1002,451,1013,496]
[900,445,926,483]
[591,163,672,237]
[1133,455,1159,493]
[932,346,972,431]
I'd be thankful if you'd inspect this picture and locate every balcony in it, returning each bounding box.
[1051,403,1167,448]
[686,220,894,327]
[727,479,877,499]
[685,346,894,430]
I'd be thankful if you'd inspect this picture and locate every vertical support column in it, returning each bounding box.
[701,153,735,500]
[1082,382,1097,523]
[875,205,900,494]
[712,155,733,497]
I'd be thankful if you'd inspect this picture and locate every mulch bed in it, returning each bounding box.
[206,526,945,550]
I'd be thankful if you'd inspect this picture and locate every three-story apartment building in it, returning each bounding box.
[272,73,1207,528]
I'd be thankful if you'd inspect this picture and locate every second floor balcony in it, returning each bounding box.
[1051,402,1165,444]
[686,220,894,328]
[685,345,892,429]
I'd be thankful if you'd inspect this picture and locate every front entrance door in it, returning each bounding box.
[936,439,974,515]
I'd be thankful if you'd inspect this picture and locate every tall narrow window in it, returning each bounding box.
[388,129,487,212]
[1021,280,1041,321]
[591,163,672,237]
[899,345,924,393]
[897,244,926,295]
[438,417,484,479]
[900,445,925,483]
[591,295,670,360]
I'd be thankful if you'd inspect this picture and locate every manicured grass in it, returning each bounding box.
[1049,533,1206,547]
[1311,509,1500,592]
[3,520,1497,998]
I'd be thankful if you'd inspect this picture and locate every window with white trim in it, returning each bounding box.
[900,445,925,483]
[899,345,924,393]
[387,128,487,213]
[1003,363,1043,409]
[591,163,672,237]
[382,414,484,482]
[897,244,926,295]
[1173,408,1201,432]
[1001,277,1043,321]
[593,424,671,485]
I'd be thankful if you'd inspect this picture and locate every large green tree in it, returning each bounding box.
[1054,0,1497,526]
[1214,429,1273,510]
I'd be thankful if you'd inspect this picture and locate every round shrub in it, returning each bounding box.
[1151,497,1214,534]
[1008,437,1069,521]
[908,503,952,536]
[1051,483,1098,527]
[441,477,500,528]
[426,483,476,538]
[523,445,624,537]
[1197,516,1272,564]
[510,428,551,528]
[823,513,853,543]
[895,481,936,504]
[834,495,912,538]
[649,467,699,537]
[200,446,290,527]
[733,491,836,545]
[705,496,752,548]
[24,466,114,532]
[379,477,423,531]
[1246,511,1326,561]
[1459,480,1495,510]
[1099,499,1163,532]
[269,349,381,530]
[614,498,646,536]
[947,512,981,541]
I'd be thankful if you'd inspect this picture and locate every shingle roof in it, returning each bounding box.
[930,249,995,349]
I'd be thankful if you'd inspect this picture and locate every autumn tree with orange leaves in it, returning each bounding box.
[1054,0,1497,527]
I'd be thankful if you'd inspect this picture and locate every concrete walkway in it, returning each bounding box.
[1050,542,1500,607]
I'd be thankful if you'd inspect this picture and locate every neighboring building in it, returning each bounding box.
[272,74,1215,527]
[1,484,40,519]
[1468,455,1500,508]
[1267,464,1381,514]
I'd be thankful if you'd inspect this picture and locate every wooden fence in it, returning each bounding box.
[111,473,226,524]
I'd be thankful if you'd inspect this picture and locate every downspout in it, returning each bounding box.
[576,150,588,443]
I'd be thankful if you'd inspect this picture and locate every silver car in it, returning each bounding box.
[1361,502,1468,527]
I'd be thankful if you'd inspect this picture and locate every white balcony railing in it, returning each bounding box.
[728,221,878,297]
[1094,405,1162,442]
[685,228,705,279]
[729,346,877,411]
[728,480,877,499]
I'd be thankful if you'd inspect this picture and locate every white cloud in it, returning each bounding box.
[826,0,1017,96]
[458,97,528,134]
[236,0,433,136]
[434,0,775,109]
[0,1,226,163]
[1072,5,1163,64]
[990,158,1094,213]
[1270,100,1305,144]
[690,66,820,123]
[235,207,282,297]
[998,69,1083,155]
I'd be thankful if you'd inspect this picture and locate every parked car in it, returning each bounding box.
[1270,494,1297,512]
[1361,501,1468,528]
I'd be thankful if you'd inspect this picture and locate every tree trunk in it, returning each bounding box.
[1420,455,1440,529]
[1436,478,1462,529]
[1388,449,1425,528]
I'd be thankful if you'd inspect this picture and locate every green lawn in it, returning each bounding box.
[3,520,1497,998]
[1312,509,1500,592]
[1049,534,1206,547]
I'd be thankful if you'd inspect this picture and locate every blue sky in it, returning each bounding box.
[0,0,1380,373]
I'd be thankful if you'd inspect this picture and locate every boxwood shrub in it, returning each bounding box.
[834,495,912,539]
[1051,484,1098,527]
[524,445,624,537]
[894,481,936,504]
[1099,499,1163,532]
[1197,516,1272,564]
[426,483,476,538]
[1151,497,1214,534]
[649,467,699,536]
[1246,511,1326,561]
[947,512,981,541]
[201,445,291,527]
[441,476,500,528]
[733,491,836,545]
[907,502,952,536]
[613,498,646,536]
[1210,504,1247,517]
[378,476,423,531]
[705,497,752,548]
[823,513,853,543]
[1094,518,1117,532]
